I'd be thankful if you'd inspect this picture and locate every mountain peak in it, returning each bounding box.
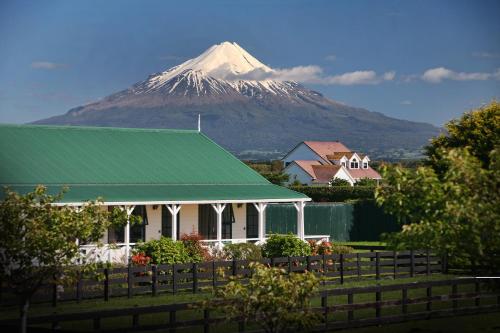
[145,42,274,90]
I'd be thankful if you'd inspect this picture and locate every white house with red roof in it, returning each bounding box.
[282,141,382,186]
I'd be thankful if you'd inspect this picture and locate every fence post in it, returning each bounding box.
[203,309,210,333]
[132,314,139,328]
[104,268,110,301]
[348,292,354,321]
[402,287,408,314]
[356,253,361,278]
[452,283,458,312]
[238,320,245,332]
[192,263,198,294]
[426,249,431,276]
[76,271,83,303]
[393,251,397,280]
[410,250,415,277]
[321,293,328,327]
[306,256,311,272]
[172,264,177,294]
[127,264,133,298]
[340,254,344,285]
[375,289,381,318]
[232,259,237,277]
[375,252,380,280]
[169,310,176,333]
[442,253,448,274]
[427,286,432,312]
[152,265,157,297]
[93,318,101,330]
[52,278,58,307]
[475,281,480,307]
[288,256,292,274]
[322,254,327,285]
[212,261,216,289]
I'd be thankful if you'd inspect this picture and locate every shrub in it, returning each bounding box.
[309,240,354,256]
[289,185,375,202]
[224,243,262,261]
[262,234,311,258]
[134,237,191,264]
[180,232,210,262]
[329,178,351,186]
[210,263,320,333]
[355,178,378,186]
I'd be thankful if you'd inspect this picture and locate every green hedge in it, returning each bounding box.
[289,186,376,202]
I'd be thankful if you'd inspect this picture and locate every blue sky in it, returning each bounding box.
[0,0,499,126]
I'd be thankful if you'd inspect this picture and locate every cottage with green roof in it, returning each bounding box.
[0,124,313,263]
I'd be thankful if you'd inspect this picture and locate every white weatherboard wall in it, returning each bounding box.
[282,143,322,165]
[179,204,199,235]
[285,163,313,185]
[146,205,162,241]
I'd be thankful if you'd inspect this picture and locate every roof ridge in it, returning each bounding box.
[0,123,200,134]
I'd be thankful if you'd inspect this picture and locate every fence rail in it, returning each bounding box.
[1,278,498,333]
[1,249,444,306]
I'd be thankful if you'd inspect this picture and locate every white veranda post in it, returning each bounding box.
[120,205,135,263]
[253,203,267,242]
[166,204,181,241]
[211,203,226,247]
[293,201,306,241]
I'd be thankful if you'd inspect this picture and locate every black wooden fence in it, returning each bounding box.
[1,250,444,306]
[1,278,498,332]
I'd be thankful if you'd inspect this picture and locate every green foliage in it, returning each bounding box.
[425,101,500,175]
[134,237,191,264]
[246,160,289,185]
[289,185,375,202]
[376,147,500,272]
[210,262,320,333]
[0,186,129,331]
[262,234,311,258]
[329,178,351,186]
[355,178,378,186]
[308,240,354,255]
[224,243,263,260]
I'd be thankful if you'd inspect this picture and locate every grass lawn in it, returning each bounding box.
[335,312,500,333]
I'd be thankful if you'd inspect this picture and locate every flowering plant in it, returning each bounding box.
[131,252,151,266]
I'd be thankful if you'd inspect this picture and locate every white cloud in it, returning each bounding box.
[401,100,412,105]
[473,52,500,59]
[325,54,337,62]
[321,70,395,85]
[31,61,68,70]
[421,67,498,83]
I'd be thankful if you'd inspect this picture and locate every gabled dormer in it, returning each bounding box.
[348,153,361,169]
[361,155,370,169]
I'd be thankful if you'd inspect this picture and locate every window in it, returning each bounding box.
[350,159,359,169]
[363,162,368,169]
[162,206,180,239]
[246,204,259,239]
[198,204,235,240]
[341,162,346,167]
[108,206,148,243]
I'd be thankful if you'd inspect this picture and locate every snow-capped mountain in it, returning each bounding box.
[35,42,439,159]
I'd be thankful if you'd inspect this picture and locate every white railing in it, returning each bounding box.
[79,235,331,263]
[200,235,330,246]
[79,243,136,264]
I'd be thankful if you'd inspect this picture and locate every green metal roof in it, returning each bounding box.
[0,124,308,203]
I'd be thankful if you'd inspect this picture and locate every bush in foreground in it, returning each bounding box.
[208,262,320,333]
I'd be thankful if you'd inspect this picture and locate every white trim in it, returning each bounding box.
[51,197,311,207]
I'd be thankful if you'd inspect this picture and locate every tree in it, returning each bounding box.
[0,186,129,333]
[425,101,499,175]
[375,101,500,273]
[376,147,500,272]
[209,263,320,333]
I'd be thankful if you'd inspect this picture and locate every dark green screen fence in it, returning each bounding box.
[265,200,399,242]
